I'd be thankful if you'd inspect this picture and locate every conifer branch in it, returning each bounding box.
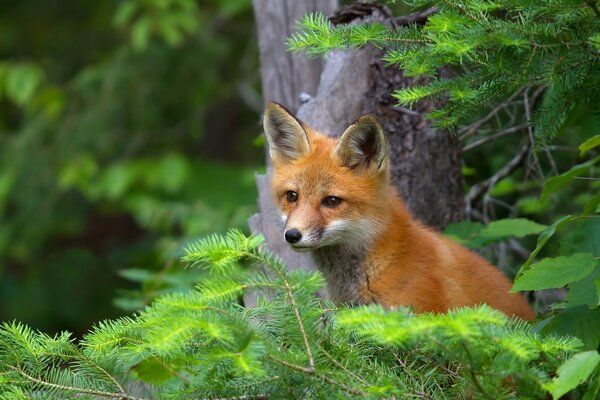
[316,342,369,386]
[459,88,524,138]
[459,341,494,400]
[271,266,315,371]
[9,366,148,400]
[585,0,600,19]
[268,356,367,397]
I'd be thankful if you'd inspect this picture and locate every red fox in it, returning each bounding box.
[263,102,534,321]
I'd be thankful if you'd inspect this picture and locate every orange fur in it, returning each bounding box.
[264,102,534,321]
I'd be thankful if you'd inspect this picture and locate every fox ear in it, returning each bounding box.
[263,102,310,163]
[334,115,387,172]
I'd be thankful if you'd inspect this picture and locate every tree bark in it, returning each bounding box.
[250,3,464,278]
[250,0,338,273]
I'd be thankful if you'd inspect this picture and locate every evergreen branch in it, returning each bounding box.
[585,0,600,19]
[459,88,525,137]
[201,396,267,400]
[8,365,148,400]
[266,258,316,371]
[316,342,369,386]
[459,341,494,400]
[268,356,367,397]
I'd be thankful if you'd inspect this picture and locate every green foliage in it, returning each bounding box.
[445,217,546,249]
[0,0,260,332]
[289,0,600,138]
[512,253,599,291]
[540,156,600,203]
[510,157,600,351]
[545,351,600,400]
[579,135,600,156]
[1,230,599,399]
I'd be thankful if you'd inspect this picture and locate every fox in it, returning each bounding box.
[263,102,534,321]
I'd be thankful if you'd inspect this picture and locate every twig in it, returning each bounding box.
[523,89,545,181]
[462,124,528,151]
[201,396,267,400]
[268,356,367,396]
[459,89,524,138]
[272,270,315,371]
[465,140,530,214]
[459,342,495,400]
[10,366,149,400]
[317,342,369,386]
[393,106,421,116]
[391,7,439,27]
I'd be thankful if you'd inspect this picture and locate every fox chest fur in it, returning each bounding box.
[313,245,372,305]
[263,102,534,320]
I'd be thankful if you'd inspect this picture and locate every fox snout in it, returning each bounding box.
[284,228,302,244]
[281,223,323,251]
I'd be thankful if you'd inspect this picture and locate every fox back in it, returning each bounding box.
[263,102,534,320]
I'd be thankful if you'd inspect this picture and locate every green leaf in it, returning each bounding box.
[119,268,157,283]
[583,190,600,215]
[5,63,45,106]
[444,218,546,249]
[580,135,600,156]
[114,1,138,27]
[480,218,547,240]
[566,268,600,307]
[540,156,600,203]
[444,221,485,248]
[560,218,600,256]
[131,17,151,52]
[544,351,600,400]
[543,306,600,350]
[517,215,577,275]
[512,253,598,292]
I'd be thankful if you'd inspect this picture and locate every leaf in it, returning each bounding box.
[579,135,600,156]
[5,63,45,106]
[560,218,600,256]
[512,253,598,292]
[119,268,156,283]
[542,306,600,350]
[583,190,600,215]
[114,1,138,27]
[480,218,547,240]
[444,221,485,248]
[131,17,151,52]
[444,218,546,249]
[517,215,577,275]
[566,268,600,307]
[544,350,600,400]
[540,156,600,203]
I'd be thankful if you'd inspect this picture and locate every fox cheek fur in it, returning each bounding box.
[262,101,534,320]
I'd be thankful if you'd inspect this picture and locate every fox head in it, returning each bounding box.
[263,102,390,251]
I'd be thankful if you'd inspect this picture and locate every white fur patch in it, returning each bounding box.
[321,218,383,247]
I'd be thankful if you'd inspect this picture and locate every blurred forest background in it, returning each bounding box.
[1,0,597,338]
[0,0,263,335]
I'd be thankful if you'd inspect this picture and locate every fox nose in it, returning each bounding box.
[284,229,302,244]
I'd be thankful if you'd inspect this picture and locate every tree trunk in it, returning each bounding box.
[249,0,338,273]
[249,3,464,278]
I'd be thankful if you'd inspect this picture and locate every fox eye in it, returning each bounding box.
[286,191,298,203]
[323,196,342,208]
